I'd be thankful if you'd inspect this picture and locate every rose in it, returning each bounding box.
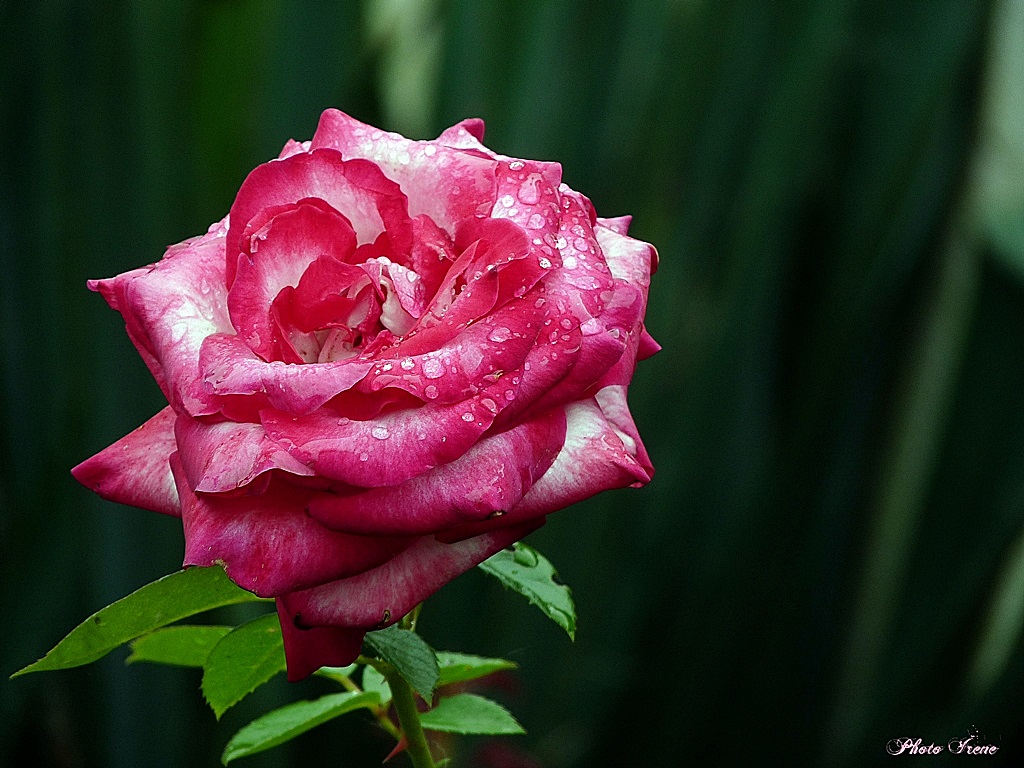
[72,109,658,680]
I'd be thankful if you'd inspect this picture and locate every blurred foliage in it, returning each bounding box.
[3,0,1024,766]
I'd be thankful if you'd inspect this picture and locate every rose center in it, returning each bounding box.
[271,256,421,364]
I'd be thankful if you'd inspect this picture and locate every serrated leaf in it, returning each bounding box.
[12,566,266,677]
[202,613,286,719]
[478,543,576,639]
[360,664,392,704]
[127,625,232,667]
[420,694,525,735]
[364,625,438,699]
[436,652,517,687]
[221,691,380,764]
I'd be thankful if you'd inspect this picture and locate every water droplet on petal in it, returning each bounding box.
[554,235,568,250]
[527,213,546,229]
[488,327,512,343]
[424,144,437,156]
[359,452,369,461]
[538,257,552,269]
[423,358,444,379]
[371,426,390,440]
[401,358,415,370]
[500,194,515,208]
[509,160,525,170]
[518,176,541,205]
[462,411,474,422]
[425,385,439,399]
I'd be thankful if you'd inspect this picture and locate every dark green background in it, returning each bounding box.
[4,1,1024,766]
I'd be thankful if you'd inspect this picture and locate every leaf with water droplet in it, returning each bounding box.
[478,543,576,640]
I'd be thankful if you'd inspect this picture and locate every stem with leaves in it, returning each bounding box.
[384,663,436,768]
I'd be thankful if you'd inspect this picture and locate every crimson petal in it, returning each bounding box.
[308,408,566,536]
[173,455,410,597]
[71,407,180,516]
[279,520,542,630]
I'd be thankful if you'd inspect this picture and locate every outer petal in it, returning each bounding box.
[173,414,314,493]
[89,222,233,416]
[593,219,657,288]
[279,520,542,630]
[308,408,566,536]
[71,407,180,516]
[311,109,496,235]
[594,384,653,480]
[437,396,649,543]
[173,455,410,596]
[276,599,365,681]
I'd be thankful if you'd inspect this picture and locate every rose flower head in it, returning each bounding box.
[73,110,659,680]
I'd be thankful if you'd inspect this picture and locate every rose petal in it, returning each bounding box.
[228,201,358,360]
[594,384,653,480]
[198,333,375,415]
[276,599,366,681]
[173,414,314,493]
[71,407,179,516]
[308,408,566,536]
[311,109,497,236]
[362,292,545,406]
[279,520,542,630]
[226,149,411,285]
[260,389,508,488]
[437,395,649,542]
[173,454,410,596]
[638,328,661,360]
[89,223,232,416]
[436,117,487,148]
[596,215,632,236]
[594,219,657,287]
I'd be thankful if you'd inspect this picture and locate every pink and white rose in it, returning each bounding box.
[73,110,658,679]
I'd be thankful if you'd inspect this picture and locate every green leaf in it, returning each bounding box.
[202,613,286,719]
[360,663,392,705]
[364,625,439,699]
[478,543,576,639]
[12,567,266,677]
[436,651,517,687]
[127,625,232,667]
[420,694,525,736]
[221,691,380,764]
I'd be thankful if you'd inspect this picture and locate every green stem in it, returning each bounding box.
[385,667,436,768]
